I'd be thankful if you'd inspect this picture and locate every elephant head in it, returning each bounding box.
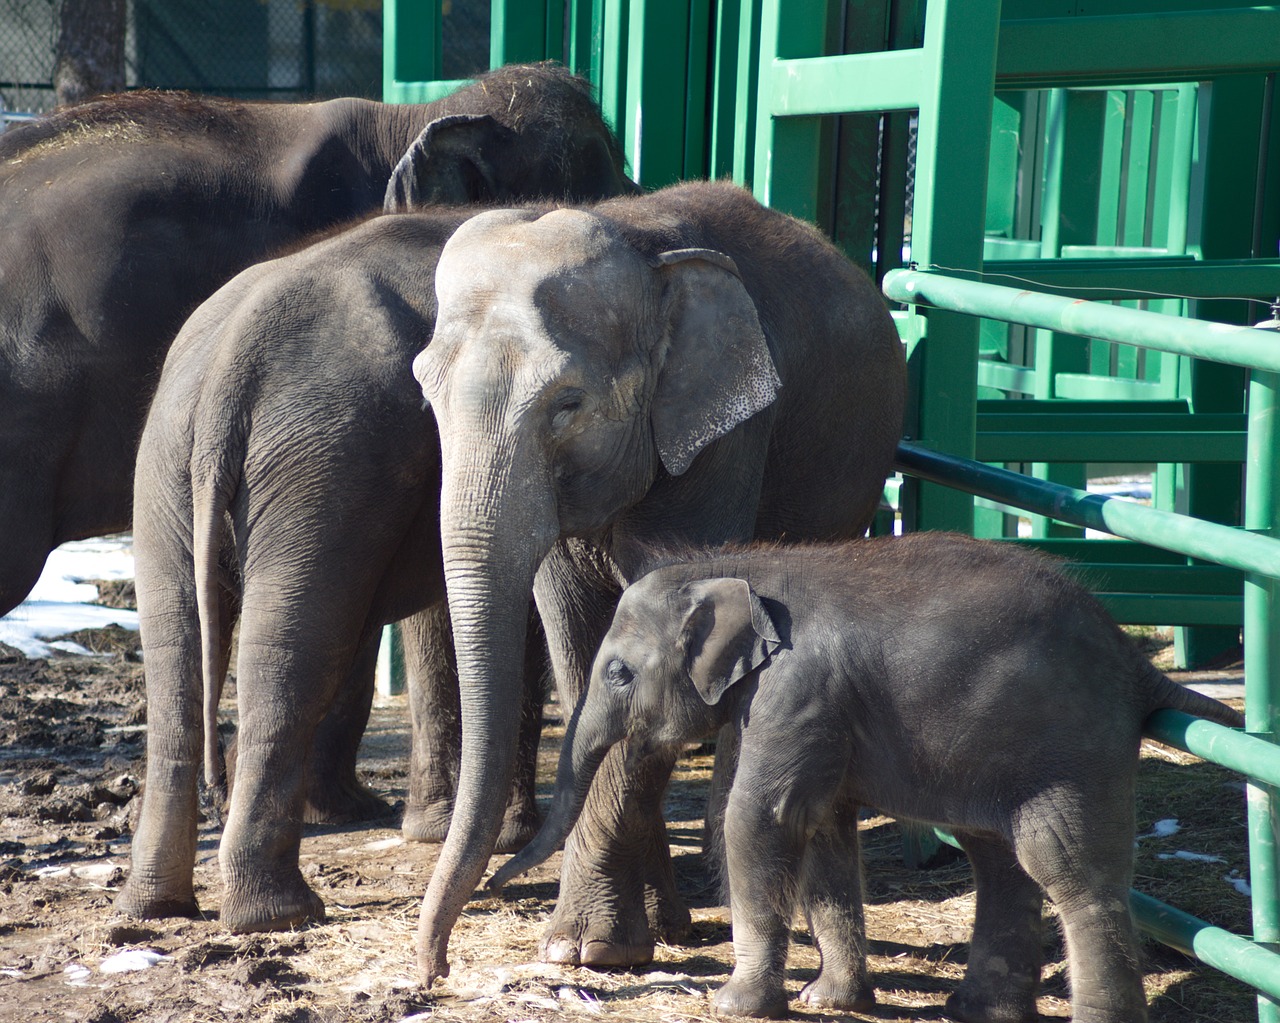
[488,573,782,889]
[409,207,782,981]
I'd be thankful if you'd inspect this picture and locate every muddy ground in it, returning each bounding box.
[0,597,1255,1023]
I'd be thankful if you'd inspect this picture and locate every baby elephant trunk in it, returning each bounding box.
[487,703,613,889]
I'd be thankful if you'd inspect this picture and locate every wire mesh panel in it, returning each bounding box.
[0,0,483,120]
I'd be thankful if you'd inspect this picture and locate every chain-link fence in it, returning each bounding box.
[0,0,490,121]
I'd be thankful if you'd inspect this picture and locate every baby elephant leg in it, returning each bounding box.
[715,798,799,1018]
[797,802,875,1012]
[947,832,1044,1023]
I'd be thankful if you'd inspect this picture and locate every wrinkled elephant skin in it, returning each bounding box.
[115,208,553,933]
[0,62,636,823]
[412,180,907,984]
[494,533,1245,1022]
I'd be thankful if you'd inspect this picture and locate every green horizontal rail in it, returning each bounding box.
[1094,594,1241,627]
[997,9,1280,88]
[975,430,1245,464]
[981,258,1280,301]
[884,268,1280,373]
[1146,710,1280,785]
[767,49,928,116]
[894,441,1280,583]
[1130,892,1280,1002]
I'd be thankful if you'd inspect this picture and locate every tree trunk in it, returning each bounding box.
[55,0,127,107]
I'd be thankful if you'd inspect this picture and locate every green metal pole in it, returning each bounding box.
[883,269,1280,374]
[894,440,1280,582]
[1246,363,1280,1022]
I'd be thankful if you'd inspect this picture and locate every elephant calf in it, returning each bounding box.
[491,532,1244,1023]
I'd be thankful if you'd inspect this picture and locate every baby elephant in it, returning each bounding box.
[490,532,1244,1022]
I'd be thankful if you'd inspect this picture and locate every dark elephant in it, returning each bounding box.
[492,534,1244,1022]
[115,206,552,932]
[0,61,636,821]
[411,180,907,984]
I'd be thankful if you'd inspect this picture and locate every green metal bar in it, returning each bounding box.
[997,9,1280,89]
[1094,594,1240,627]
[1147,710,1280,789]
[981,257,1280,299]
[491,0,549,67]
[974,429,1245,464]
[383,0,451,103]
[894,441,1280,583]
[766,49,927,116]
[1130,892,1280,1003]
[1246,365,1280,1022]
[884,269,1280,374]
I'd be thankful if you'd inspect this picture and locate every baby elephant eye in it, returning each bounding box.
[605,658,634,687]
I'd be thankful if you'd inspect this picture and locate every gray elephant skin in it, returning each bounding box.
[0,62,636,824]
[113,206,567,933]
[0,60,632,618]
[411,179,907,984]
[491,533,1245,1022]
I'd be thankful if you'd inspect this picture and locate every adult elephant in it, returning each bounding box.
[413,180,907,984]
[0,61,636,822]
[115,206,551,931]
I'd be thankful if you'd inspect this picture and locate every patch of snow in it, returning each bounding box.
[99,949,169,973]
[1157,850,1226,864]
[1139,819,1180,840]
[0,536,137,658]
[1225,871,1252,897]
[62,963,92,986]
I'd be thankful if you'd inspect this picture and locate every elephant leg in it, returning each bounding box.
[798,800,875,1013]
[946,832,1044,1023]
[702,723,739,896]
[1013,795,1146,1023]
[402,602,546,851]
[218,645,329,932]
[402,603,461,844]
[300,626,393,824]
[713,791,799,1018]
[535,545,689,967]
[115,605,202,920]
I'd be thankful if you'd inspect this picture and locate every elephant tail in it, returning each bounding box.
[1145,662,1244,730]
[191,424,240,806]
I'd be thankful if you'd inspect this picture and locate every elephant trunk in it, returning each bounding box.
[487,694,615,889]
[415,424,558,986]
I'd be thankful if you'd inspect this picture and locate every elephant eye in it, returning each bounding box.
[550,389,585,431]
[605,658,634,688]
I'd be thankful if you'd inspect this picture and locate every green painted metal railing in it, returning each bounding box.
[887,267,1280,1016]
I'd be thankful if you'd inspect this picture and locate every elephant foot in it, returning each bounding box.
[944,987,1038,1023]
[496,800,542,854]
[713,976,789,1019]
[114,879,201,922]
[220,872,326,933]
[301,774,394,825]
[799,974,876,1013]
[401,798,453,844]
[540,899,655,969]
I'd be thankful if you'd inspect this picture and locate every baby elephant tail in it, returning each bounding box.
[1146,664,1244,730]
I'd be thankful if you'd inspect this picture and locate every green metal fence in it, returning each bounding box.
[885,265,1280,1018]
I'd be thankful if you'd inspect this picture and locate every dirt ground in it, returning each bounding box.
[0,599,1255,1023]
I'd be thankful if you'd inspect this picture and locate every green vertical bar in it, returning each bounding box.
[625,0,690,188]
[730,0,761,186]
[707,0,740,179]
[1122,90,1155,248]
[600,0,629,150]
[383,0,442,96]
[752,0,827,220]
[567,0,604,79]
[683,0,711,181]
[1246,366,1280,1023]
[1097,90,1125,245]
[906,0,999,536]
[491,0,549,68]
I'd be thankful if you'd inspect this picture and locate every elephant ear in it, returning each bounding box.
[650,248,782,476]
[384,114,516,211]
[680,577,782,706]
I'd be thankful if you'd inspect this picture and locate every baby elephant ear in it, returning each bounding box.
[680,577,782,706]
[651,248,782,476]
[384,114,512,211]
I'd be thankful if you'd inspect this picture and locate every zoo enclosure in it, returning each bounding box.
[382,0,1280,1014]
